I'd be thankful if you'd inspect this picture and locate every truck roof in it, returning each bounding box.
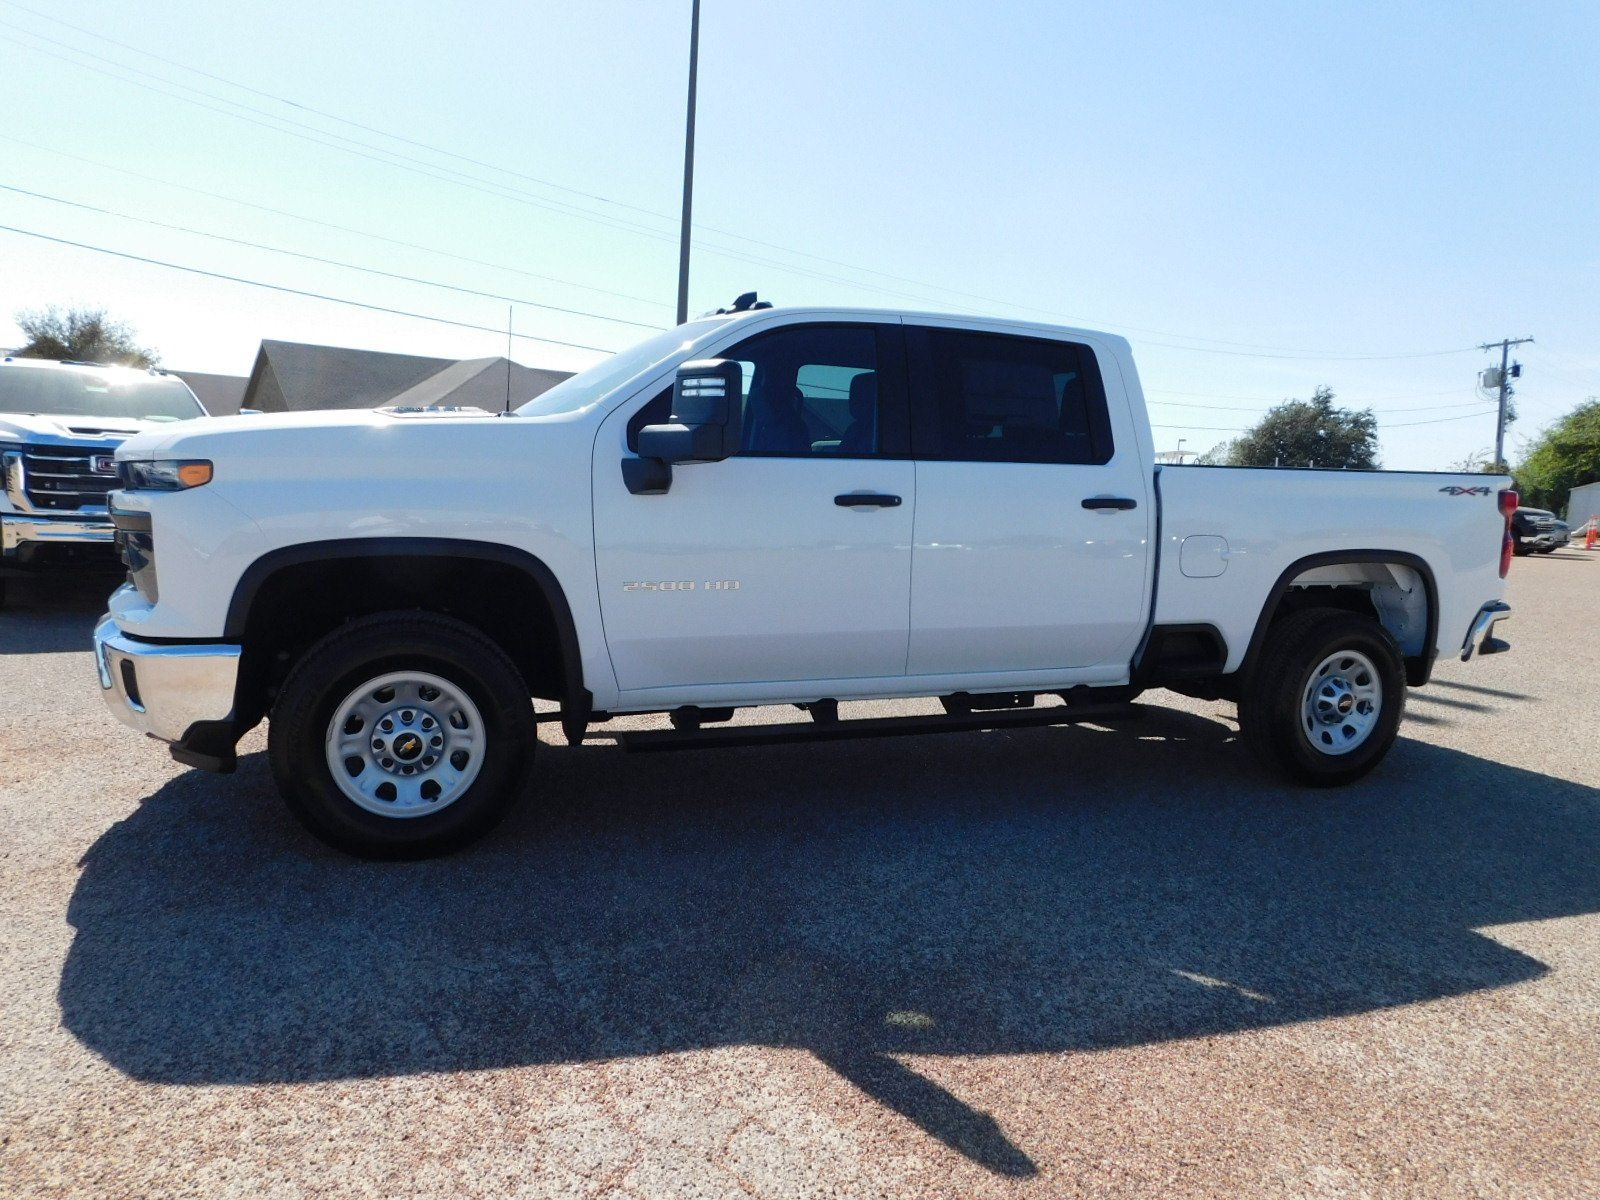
[698,304,1132,351]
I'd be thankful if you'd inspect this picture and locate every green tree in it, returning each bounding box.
[12,305,159,367]
[1226,386,1378,469]
[1513,397,1600,514]
[1451,448,1506,474]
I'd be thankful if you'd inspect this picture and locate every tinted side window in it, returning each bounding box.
[722,324,885,457]
[907,328,1113,465]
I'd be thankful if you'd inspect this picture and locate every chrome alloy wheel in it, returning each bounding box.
[323,671,485,817]
[1300,649,1383,756]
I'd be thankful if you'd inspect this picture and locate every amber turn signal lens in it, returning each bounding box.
[176,462,213,488]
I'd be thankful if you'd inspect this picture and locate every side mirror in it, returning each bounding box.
[637,359,744,464]
[625,359,744,495]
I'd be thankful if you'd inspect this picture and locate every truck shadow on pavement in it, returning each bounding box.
[0,575,114,654]
[58,707,1600,1177]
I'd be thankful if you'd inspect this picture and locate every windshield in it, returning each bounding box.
[0,367,205,421]
[515,319,729,418]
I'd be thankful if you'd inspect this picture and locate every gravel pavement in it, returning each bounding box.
[2,555,1598,1199]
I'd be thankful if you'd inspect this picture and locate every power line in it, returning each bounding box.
[6,31,1000,310]
[8,35,1037,317]
[3,20,1495,362]
[5,33,700,246]
[0,212,1512,437]
[2,0,1416,343]
[1137,339,1477,362]
[0,182,665,331]
[1521,347,1600,392]
[1148,396,1492,415]
[0,134,669,311]
[4,133,1525,394]
[1145,384,1470,402]
[0,0,685,223]
[0,223,619,354]
[1384,408,1501,428]
[1151,408,1498,434]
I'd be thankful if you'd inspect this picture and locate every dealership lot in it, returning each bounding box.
[2,559,1597,1199]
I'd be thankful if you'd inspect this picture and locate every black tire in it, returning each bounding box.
[1512,541,1531,556]
[268,611,536,858]
[1238,607,1405,787]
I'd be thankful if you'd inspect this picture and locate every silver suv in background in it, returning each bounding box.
[1,357,207,607]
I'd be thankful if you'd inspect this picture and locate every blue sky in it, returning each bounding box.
[1,0,1595,468]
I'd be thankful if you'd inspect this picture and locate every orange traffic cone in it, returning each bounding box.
[1586,521,1598,551]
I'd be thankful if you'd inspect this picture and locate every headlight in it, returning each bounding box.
[118,459,213,491]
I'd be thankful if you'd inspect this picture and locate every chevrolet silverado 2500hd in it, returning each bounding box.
[1,357,207,608]
[94,303,1516,857]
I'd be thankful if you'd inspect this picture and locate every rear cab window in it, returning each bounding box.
[904,326,1114,464]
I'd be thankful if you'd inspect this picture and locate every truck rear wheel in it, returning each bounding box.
[268,611,536,858]
[1238,607,1405,786]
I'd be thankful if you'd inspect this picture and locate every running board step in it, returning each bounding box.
[615,701,1141,753]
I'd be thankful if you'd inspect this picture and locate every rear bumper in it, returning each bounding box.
[1,511,114,557]
[1460,600,1512,662]
[1531,534,1567,550]
[94,614,243,771]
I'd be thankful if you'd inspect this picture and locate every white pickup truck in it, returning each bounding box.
[1,357,209,608]
[95,301,1516,857]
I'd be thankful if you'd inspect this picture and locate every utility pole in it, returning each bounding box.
[675,0,701,326]
[1479,336,1533,469]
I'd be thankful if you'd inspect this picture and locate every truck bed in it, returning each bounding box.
[1153,465,1511,675]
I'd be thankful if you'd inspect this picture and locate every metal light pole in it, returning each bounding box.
[675,0,701,326]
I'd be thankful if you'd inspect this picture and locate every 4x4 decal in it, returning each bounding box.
[1439,485,1493,496]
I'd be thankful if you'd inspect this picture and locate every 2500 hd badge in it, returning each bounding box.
[623,580,741,592]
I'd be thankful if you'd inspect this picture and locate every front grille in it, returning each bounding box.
[18,445,120,511]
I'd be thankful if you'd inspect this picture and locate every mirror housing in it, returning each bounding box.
[636,359,743,464]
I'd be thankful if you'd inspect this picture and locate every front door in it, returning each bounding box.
[593,322,915,695]
[904,323,1154,681]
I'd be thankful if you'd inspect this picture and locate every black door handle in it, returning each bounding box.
[835,493,902,508]
[1081,496,1138,510]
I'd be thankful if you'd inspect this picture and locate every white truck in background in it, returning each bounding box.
[94,299,1517,857]
[1,357,208,608]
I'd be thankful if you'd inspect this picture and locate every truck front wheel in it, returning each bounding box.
[1238,607,1405,786]
[268,611,536,858]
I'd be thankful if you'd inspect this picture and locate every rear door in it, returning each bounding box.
[904,323,1154,680]
[593,321,916,695]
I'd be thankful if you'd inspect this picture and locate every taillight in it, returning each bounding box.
[1499,489,1518,577]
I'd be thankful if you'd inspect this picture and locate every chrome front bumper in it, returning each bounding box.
[1,512,114,555]
[94,614,242,746]
[1460,600,1512,662]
